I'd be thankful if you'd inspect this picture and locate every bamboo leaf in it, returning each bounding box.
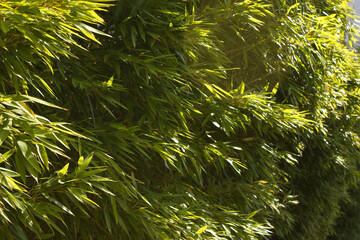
[36,144,49,170]
[196,225,208,234]
[57,163,69,177]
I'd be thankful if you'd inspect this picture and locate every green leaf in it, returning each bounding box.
[5,176,23,192]
[107,75,114,87]
[34,75,55,97]
[57,163,69,177]
[52,132,70,150]
[78,156,84,166]
[104,209,112,233]
[37,233,55,239]
[17,140,29,157]
[0,21,10,33]
[0,130,9,146]
[0,153,6,164]
[239,81,245,94]
[76,153,93,175]
[22,95,66,110]
[15,151,26,183]
[196,225,208,234]
[131,26,137,48]
[0,37,5,47]
[0,148,14,164]
[17,102,35,118]
[272,82,279,96]
[36,145,49,170]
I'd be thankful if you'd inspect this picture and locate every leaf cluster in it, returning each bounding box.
[0,0,360,239]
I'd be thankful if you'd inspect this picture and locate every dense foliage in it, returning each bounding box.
[0,0,359,239]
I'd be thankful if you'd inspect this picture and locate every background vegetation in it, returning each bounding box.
[0,0,359,239]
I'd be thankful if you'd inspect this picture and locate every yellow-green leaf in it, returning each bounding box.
[196,225,208,234]
[57,163,69,177]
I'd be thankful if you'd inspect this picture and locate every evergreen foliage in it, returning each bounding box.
[0,0,359,239]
